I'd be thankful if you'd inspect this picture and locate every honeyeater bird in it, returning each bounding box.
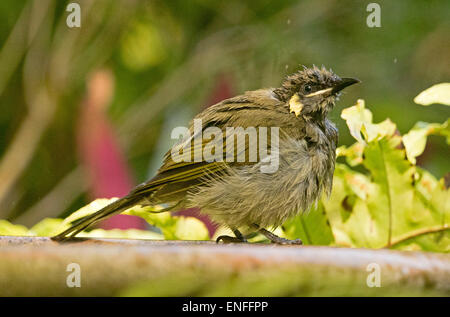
[52,66,359,244]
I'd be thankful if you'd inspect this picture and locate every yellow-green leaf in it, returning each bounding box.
[30,218,65,236]
[341,99,372,144]
[283,203,334,245]
[62,198,118,226]
[403,120,450,164]
[0,220,30,236]
[341,99,396,144]
[414,83,450,106]
[174,217,209,240]
[78,228,163,240]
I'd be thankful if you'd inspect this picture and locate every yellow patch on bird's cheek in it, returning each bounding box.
[289,94,303,117]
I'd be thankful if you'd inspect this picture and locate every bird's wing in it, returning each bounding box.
[130,90,304,200]
[52,90,308,240]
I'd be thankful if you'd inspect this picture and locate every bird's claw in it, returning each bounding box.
[216,235,247,244]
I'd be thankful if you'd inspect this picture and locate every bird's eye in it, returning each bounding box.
[304,85,312,93]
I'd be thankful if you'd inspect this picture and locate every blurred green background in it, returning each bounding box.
[0,0,448,226]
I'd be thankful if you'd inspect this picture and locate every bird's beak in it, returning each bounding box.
[332,77,360,94]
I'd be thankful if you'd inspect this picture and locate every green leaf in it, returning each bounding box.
[124,206,209,240]
[322,101,449,251]
[391,230,450,252]
[0,220,31,236]
[340,99,373,144]
[78,228,164,240]
[174,217,209,240]
[403,120,450,164]
[61,198,118,226]
[337,143,364,166]
[283,203,334,245]
[29,218,65,236]
[124,205,174,228]
[414,83,450,106]
[55,198,209,240]
[363,137,415,247]
[322,164,381,248]
[341,99,396,144]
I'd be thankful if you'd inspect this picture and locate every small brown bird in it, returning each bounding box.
[52,66,359,244]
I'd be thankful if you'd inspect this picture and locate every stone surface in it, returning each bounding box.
[0,236,449,296]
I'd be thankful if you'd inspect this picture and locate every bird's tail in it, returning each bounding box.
[51,193,143,242]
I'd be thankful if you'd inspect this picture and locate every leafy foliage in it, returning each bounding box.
[0,85,448,252]
[414,83,450,106]
[284,89,449,252]
[0,198,209,241]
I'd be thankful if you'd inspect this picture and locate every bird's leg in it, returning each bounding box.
[252,224,302,245]
[216,229,247,243]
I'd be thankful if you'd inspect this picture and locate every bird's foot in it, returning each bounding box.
[256,226,302,245]
[216,229,247,244]
[216,235,247,243]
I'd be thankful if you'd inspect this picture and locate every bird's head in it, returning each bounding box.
[274,66,360,120]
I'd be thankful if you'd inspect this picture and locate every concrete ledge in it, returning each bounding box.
[0,236,449,296]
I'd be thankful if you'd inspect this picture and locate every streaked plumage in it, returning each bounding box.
[52,66,359,244]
